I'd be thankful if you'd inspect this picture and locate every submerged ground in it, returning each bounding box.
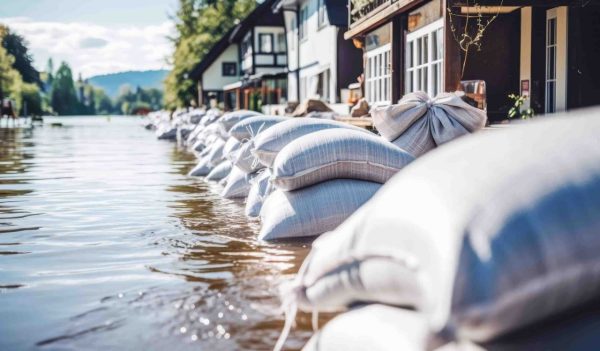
[0,116,312,350]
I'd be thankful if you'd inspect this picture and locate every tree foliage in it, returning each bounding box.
[164,0,256,109]
[51,62,81,115]
[0,25,42,87]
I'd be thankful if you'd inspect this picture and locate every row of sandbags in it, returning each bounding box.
[275,110,600,351]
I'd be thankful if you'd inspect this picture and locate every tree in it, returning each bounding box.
[51,62,81,115]
[93,87,114,115]
[21,82,43,116]
[164,0,256,109]
[0,44,23,112]
[0,25,42,87]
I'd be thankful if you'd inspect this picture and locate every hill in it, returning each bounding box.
[87,70,169,98]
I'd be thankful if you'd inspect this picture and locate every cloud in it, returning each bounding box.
[0,17,174,77]
[79,37,108,49]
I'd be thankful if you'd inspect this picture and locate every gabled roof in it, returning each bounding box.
[272,0,349,28]
[189,0,284,81]
[189,27,235,81]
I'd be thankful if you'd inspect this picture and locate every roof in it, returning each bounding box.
[272,0,349,28]
[189,27,235,81]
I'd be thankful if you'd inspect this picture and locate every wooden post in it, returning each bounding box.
[444,0,462,92]
[391,14,407,102]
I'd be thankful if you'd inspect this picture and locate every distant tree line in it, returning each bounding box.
[164,0,256,109]
[0,24,164,116]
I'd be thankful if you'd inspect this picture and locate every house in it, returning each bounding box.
[189,28,241,110]
[273,0,363,114]
[344,0,600,121]
[189,0,288,112]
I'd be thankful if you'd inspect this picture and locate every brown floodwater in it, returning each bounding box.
[0,116,314,350]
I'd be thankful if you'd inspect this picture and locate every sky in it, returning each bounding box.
[0,0,179,78]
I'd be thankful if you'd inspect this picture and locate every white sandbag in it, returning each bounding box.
[301,305,426,351]
[234,140,264,174]
[229,115,290,142]
[245,169,272,218]
[218,110,262,131]
[371,91,487,157]
[223,137,242,161]
[259,179,381,241]
[253,118,370,168]
[188,156,213,177]
[285,111,600,342]
[221,166,254,199]
[271,129,414,191]
[205,160,232,182]
[207,138,226,166]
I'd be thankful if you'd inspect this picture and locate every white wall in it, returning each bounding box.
[202,44,239,91]
[284,0,338,103]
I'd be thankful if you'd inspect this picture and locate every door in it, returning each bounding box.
[545,7,568,113]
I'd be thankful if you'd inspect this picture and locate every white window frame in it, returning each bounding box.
[545,7,568,113]
[406,19,444,97]
[299,5,308,41]
[365,43,392,106]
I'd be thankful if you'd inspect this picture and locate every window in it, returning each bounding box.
[365,44,392,105]
[318,0,328,28]
[406,19,444,97]
[316,69,330,102]
[222,62,237,77]
[299,5,308,40]
[546,15,557,113]
[259,33,273,53]
[276,32,286,52]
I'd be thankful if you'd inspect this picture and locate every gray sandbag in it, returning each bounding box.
[205,160,232,182]
[245,169,273,218]
[301,305,426,351]
[207,138,226,166]
[229,115,290,142]
[221,166,254,199]
[284,111,600,343]
[223,137,242,161]
[234,140,264,174]
[218,110,262,131]
[188,156,213,177]
[259,179,381,241]
[253,118,370,168]
[271,129,414,191]
[371,91,487,157]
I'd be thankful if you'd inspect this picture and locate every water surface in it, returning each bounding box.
[0,116,312,350]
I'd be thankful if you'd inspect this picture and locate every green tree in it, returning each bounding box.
[0,44,23,112]
[93,87,114,115]
[21,82,43,116]
[0,25,42,87]
[164,0,256,109]
[51,62,81,115]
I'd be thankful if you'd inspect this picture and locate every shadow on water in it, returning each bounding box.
[0,117,317,351]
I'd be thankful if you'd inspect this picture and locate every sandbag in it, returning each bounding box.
[205,160,232,182]
[253,118,370,168]
[188,156,213,177]
[223,137,242,161]
[259,179,381,241]
[371,91,487,157]
[245,169,273,218]
[229,115,289,142]
[271,129,414,191]
[218,110,262,131]
[285,111,600,342]
[221,166,254,199]
[302,305,426,351]
[234,140,264,174]
[207,138,226,166]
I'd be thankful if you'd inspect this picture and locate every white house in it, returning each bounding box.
[274,0,363,114]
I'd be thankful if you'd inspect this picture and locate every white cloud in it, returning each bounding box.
[0,17,174,78]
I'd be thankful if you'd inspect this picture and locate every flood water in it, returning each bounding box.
[0,116,313,350]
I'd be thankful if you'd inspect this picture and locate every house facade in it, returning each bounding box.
[274,0,363,114]
[346,0,600,121]
[190,0,288,112]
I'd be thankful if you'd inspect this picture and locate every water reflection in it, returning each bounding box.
[0,117,312,351]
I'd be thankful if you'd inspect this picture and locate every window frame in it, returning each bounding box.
[317,0,328,29]
[365,43,392,106]
[258,33,274,54]
[222,62,237,77]
[405,19,444,97]
[299,4,308,41]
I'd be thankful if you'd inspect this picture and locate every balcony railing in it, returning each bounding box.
[349,0,394,27]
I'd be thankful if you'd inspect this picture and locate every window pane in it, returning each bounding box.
[423,68,428,93]
[423,35,429,63]
[407,42,413,68]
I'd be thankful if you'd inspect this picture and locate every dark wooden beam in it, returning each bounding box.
[391,15,406,102]
[444,0,463,92]
[451,0,573,6]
